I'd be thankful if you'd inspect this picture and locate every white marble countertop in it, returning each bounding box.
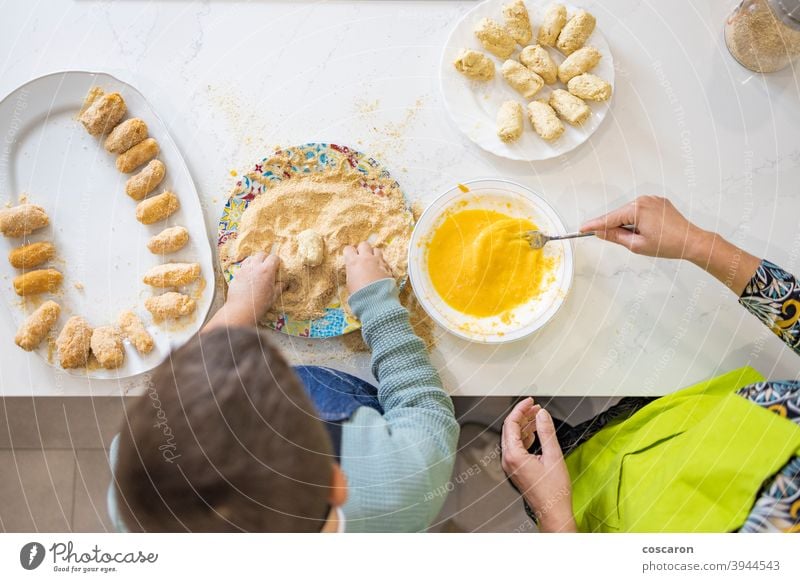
[1,0,799,397]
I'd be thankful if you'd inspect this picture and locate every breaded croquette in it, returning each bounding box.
[56,316,93,369]
[474,18,516,59]
[557,46,601,84]
[142,262,201,288]
[502,0,532,46]
[13,268,63,296]
[453,49,496,81]
[91,326,125,369]
[527,100,565,141]
[104,118,148,154]
[125,159,166,201]
[145,292,196,321]
[497,101,524,143]
[79,92,127,136]
[537,4,567,47]
[118,310,154,355]
[501,60,544,99]
[135,191,179,225]
[567,73,612,101]
[519,44,558,84]
[116,138,159,173]
[147,226,189,255]
[8,241,56,269]
[556,9,596,55]
[15,300,61,351]
[549,89,591,125]
[0,204,49,238]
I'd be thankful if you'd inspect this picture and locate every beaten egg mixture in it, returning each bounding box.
[426,208,554,320]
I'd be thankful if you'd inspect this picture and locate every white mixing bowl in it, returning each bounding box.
[408,178,574,344]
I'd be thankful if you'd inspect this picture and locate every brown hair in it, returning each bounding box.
[114,326,335,532]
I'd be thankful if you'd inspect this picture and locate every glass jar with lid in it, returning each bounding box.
[725,0,800,72]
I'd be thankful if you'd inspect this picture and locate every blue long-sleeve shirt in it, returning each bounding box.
[340,278,458,532]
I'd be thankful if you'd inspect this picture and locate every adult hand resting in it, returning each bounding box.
[501,398,577,533]
[581,196,761,296]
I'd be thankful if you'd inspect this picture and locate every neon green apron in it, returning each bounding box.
[566,367,800,532]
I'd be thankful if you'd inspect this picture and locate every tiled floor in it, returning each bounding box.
[0,395,615,532]
[0,397,129,532]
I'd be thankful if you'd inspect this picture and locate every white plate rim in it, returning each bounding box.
[0,69,217,379]
[439,0,615,162]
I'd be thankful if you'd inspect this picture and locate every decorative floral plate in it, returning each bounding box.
[217,143,411,338]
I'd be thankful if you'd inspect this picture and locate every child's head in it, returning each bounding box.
[114,326,340,532]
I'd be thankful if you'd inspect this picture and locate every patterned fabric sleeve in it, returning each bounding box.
[736,381,800,533]
[739,260,800,355]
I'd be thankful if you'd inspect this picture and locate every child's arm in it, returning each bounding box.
[342,243,459,532]
[202,253,280,332]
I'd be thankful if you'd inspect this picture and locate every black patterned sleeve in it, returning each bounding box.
[739,260,800,355]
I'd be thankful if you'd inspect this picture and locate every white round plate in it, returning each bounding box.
[440,0,614,161]
[408,179,573,343]
[0,71,215,379]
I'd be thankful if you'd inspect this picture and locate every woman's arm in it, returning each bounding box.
[582,196,800,354]
[580,196,760,295]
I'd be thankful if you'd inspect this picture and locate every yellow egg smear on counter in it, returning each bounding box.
[426,208,555,321]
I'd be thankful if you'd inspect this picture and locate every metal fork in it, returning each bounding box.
[523,225,636,250]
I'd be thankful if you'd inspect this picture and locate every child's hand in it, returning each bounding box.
[227,252,281,319]
[501,398,577,533]
[204,252,280,331]
[344,242,393,295]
